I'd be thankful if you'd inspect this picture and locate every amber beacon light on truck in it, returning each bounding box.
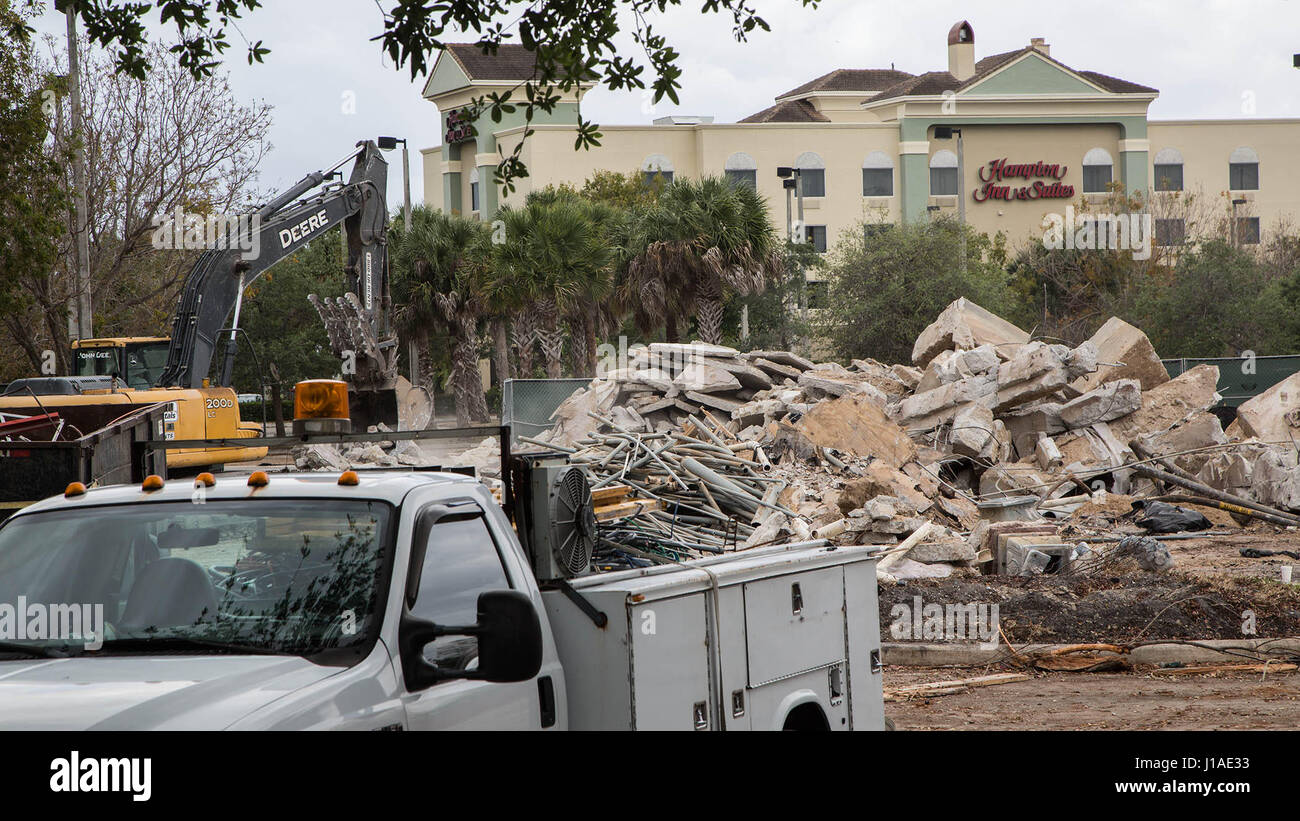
[293,379,351,434]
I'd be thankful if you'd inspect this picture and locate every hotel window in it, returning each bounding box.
[862,151,894,197]
[1155,218,1186,246]
[1229,146,1259,190]
[469,167,480,213]
[724,152,757,189]
[795,151,826,197]
[642,153,674,185]
[929,150,958,196]
[1152,148,1183,192]
[1082,148,1113,193]
[1236,217,1261,245]
[805,224,827,252]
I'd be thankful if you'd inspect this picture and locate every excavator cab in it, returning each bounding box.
[72,338,171,390]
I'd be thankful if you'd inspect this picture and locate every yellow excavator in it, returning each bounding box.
[0,139,398,471]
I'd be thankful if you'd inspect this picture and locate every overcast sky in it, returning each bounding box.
[30,0,1300,208]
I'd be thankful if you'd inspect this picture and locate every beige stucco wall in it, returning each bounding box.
[421,114,1300,253]
[1148,119,1300,237]
[925,122,1122,247]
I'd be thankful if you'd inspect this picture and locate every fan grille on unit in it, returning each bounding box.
[550,467,595,576]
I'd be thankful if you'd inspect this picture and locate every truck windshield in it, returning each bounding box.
[0,500,392,662]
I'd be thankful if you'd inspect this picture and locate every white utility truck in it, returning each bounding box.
[0,464,884,730]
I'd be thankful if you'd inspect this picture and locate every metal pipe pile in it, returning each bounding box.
[562,412,794,562]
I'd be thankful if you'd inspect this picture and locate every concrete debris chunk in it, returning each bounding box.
[1058,378,1142,428]
[911,297,1031,368]
[1071,316,1171,393]
[672,361,741,393]
[950,402,997,460]
[1232,370,1300,444]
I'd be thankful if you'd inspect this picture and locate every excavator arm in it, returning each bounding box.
[156,139,397,423]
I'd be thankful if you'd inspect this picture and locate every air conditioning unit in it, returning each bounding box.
[525,459,596,580]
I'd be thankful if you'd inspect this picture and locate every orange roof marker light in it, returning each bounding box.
[293,379,351,435]
[142,475,164,492]
[338,470,360,486]
[247,471,270,488]
[64,482,86,498]
[195,472,216,487]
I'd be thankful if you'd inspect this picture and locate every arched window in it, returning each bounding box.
[642,154,674,184]
[469,166,481,212]
[1082,147,1113,193]
[862,151,894,197]
[1230,146,1259,190]
[1152,147,1183,192]
[795,151,825,197]
[724,152,757,189]
[929,149,958,196]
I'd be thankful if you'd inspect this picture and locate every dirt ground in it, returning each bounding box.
[884,666,1300,730]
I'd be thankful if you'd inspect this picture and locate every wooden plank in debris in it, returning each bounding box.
[884,672,1031,701]
[685,391,744,414]
[591,484,634,504]
[594,498,665,522]
[1150,663,1297,676]
[750,357,803,381]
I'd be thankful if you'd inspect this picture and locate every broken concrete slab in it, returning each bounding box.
[797,368,889,403]
[1135,411,1227,474]
[1108,364,1221,442]
[1058,378,1142,428]
[1233,370,1300,444]
[694,356,772,390]
[911,297,1031,368]
[917,344,1000,393]
[796,392,917,467]
[950,402,997,460]
[743,349,815,371]
[1071,316,1171,394]
[1001,402,1066,459]
[993,342,1072,412]
[672,361,741,393]
[892,372,998,433]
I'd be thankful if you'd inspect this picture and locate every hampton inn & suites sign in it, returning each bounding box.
[971,158,1075,203]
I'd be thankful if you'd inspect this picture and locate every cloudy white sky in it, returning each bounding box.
[30,0,1300,207]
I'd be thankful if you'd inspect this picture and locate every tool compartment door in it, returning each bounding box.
[743,567,846,686]
[629,594,712,730]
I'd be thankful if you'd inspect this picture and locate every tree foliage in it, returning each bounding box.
[0,0,68,380]
[819,218,1010,364]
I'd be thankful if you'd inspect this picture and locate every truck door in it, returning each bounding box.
[400,508,542,730]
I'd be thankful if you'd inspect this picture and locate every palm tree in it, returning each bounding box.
[622,176,784,345]
[390,207,491,426]
[492,193,617,378]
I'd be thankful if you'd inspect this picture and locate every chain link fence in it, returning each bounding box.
[501,378,592,446]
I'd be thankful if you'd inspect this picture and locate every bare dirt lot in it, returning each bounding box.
[884,667,1300,730]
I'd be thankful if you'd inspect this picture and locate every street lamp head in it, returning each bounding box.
[933,126,956,139]
[782,178,798,190]
[776,166,794,178]
[1294,53,1299,68]
[376,136,405,150]
[1233,198,1248,205]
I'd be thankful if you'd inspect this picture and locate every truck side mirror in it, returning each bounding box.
[398,590,544,693]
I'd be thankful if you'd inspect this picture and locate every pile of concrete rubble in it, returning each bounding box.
[530,297,1300,578]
